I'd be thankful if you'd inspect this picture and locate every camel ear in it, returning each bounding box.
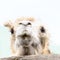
[4,20,14,34]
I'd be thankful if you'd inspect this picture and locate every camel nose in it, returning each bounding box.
[19,22,31,26]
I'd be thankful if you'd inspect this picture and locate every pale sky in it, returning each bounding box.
[0,0,60,58]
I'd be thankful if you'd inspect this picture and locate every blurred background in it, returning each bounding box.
[0,0,60,58]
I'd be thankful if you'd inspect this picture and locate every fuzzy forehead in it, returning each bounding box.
[15,17,35,23]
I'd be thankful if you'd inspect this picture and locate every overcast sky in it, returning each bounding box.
[0,0,60,58]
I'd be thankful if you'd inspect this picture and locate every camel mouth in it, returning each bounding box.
[21,33,31,38]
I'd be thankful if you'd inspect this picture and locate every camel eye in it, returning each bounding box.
[27,22,31,25]
[10,28,14,34]
[40,27,45,33]
[19,23,22,25]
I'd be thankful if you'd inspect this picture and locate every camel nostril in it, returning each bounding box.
[27,22,31,25]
